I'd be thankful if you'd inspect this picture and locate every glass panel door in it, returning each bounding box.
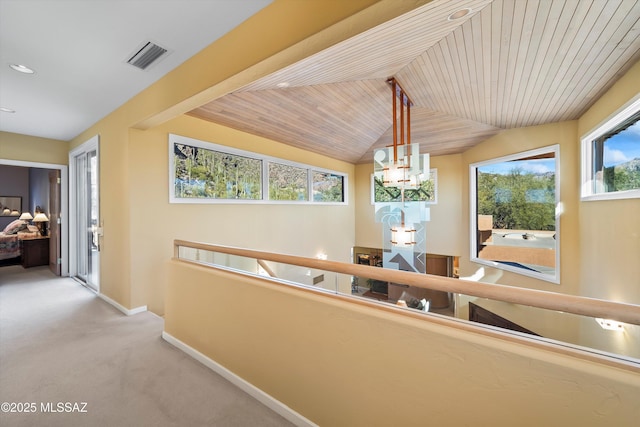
[74,152,88,282]
[88,150,99,287]
[71,137,99,291]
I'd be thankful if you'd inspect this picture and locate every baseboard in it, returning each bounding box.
[98,293,147,316]
[162,331,317,427]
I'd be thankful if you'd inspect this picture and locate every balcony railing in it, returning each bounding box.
[173,239,640,367]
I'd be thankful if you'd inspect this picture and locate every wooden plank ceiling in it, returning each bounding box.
[189,0,640,164]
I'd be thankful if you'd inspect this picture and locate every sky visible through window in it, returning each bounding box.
[478,158,555,175]
[479,120,640,174]
[603,121,640,167]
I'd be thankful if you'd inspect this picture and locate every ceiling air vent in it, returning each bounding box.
[126,41,168,70]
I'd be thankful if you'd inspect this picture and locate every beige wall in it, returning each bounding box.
[0,131,68,165]
[425,154,464,256]
[353,163,378,248]
[72,119,133,309]
[64,0,423,311]
[129,115,355,313]
[577,59,640,305]
[166,260,640,427]
[354,154,464,256]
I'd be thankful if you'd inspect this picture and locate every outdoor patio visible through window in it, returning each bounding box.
[471,146,559,283]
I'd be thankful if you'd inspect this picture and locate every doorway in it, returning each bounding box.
[0,159,68,275]
[69,136,100,291]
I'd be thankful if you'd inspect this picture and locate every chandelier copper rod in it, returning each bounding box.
[400,91,404,147]
[406,96,411,168]
[387,78,414,106]
[392,79,398,162]
[387,77,413,167]
[407,95,411,146]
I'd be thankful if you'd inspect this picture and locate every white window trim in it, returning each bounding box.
[580,93,640,201]
[169,134,348,205]
[469,145,561,284]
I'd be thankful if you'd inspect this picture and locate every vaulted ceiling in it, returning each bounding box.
[188,0,640,164]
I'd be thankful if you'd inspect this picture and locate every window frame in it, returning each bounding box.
[267,161,309,202]
[370,168,438,205]
[469,145,561,284]
[580,93,640,201]
[169,134,348,205]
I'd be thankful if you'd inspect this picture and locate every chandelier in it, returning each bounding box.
[372,78,430,248]
[381,77,425,190]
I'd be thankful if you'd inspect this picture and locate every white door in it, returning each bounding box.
[70,136,100,291]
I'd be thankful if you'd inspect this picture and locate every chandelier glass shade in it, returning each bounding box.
[390,224,417,246]
[381,142,427,190]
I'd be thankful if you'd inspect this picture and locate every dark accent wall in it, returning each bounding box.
[0,165,53,230]
[0,165,29,230]
[29,168,51,216]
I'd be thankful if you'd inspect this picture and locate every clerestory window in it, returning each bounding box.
[169,134,347,205]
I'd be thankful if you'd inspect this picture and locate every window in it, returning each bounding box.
[313,171,344,202]
[173,143,262,200]
[470,145,560,283]
[581,95,640,201]
[371,169,437,204]
[268,162,308,201]
[169,134,347,204]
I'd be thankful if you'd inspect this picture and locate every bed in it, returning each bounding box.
[0,219,37,261]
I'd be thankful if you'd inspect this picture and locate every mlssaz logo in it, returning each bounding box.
[41,402,88,413]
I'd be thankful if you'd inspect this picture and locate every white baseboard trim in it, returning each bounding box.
[98,293,147,316]
[162,331,317,427]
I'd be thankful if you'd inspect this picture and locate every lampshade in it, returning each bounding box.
[19,212,33,221]
[33,213,49,222]
[382,162,409,188]
[390,224,416,246]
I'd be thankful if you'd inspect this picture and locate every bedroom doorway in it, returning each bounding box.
[69,136,100,291]
[0,159,68,275]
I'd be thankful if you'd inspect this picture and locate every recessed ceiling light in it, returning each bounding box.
[9,63,35,74]
[0,107,16,113]
[447,8,472,21]
[276,82,290,88]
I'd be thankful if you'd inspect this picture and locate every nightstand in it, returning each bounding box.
[21,236,50,268]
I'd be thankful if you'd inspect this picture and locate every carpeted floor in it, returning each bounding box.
[0,266,294,427]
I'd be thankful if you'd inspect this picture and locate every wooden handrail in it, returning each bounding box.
[174,240,640,326]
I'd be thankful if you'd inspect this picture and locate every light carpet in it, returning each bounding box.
[0,266,294,427]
